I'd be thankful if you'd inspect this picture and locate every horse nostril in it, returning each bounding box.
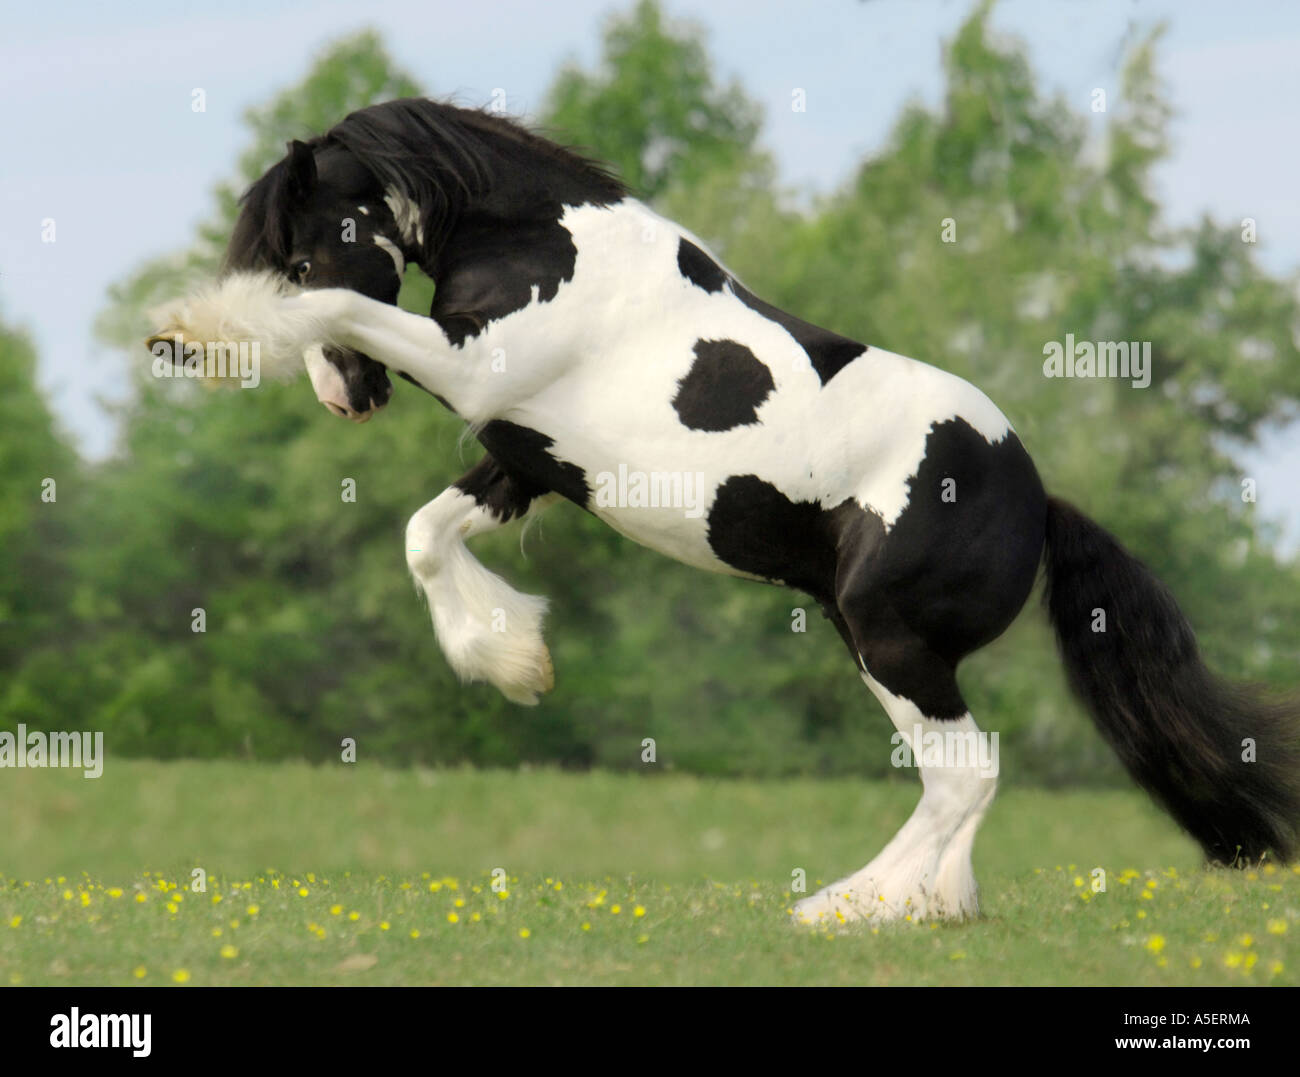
[324,401,351,418]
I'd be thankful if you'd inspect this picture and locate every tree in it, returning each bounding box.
[544,0,765,201]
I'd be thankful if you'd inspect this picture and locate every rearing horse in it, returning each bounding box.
[150,98,1300,923]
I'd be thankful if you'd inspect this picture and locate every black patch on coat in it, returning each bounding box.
[475,420,591,509]
[431,217,578,347]
[452,453,545,523]
[706,476,848,599]
[674,237,866,386]
[706,418,1046,719]
[729,282,866,387]
[672,339,775,431]
[677,238,727,293]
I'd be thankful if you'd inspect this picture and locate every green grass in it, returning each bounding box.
[2,760,1296,985]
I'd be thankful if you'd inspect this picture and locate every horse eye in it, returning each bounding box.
[293,260,312,283]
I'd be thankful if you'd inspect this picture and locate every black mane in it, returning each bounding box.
[225,98,627,274]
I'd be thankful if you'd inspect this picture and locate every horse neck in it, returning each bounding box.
[421,137,622,277]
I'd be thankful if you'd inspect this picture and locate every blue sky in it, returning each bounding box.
[1,0,1297,546]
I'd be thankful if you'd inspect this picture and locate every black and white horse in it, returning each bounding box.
[150,98,1300,923]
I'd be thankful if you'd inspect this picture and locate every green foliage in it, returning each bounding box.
[544,0,764,200]
[2,1,1296,783]
[0,319,76,675]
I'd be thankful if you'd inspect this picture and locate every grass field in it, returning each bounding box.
[2,760,1296,986]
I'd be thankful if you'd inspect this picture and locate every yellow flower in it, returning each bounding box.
[380,921,390,931]
[107,888,123,899]
[1190,956,1202,969]
[454,898,465,908]
[448,912,459,924]
[7,915,20,929]
[298,887,309,898]
[409,929,420,939]
[211,928,222,938]
[497,890,509,901]
[1145,935,1165,955]
[519,928,531,939]
[135,893,147,904]
[348,911,360,921]
[211,894,222,904]
[166,902,178,914]
[471,912,481,922]
[1237,934,1254,948]
[172,969,190,983]
[611,904,622,915]
[246,905,260,917]
[329,905,343,916]
[581,922,591,931]
[62,889,73,901]
[1267,919,1287,935]
[132,966,146,979]
[634,906,646,918]
[637,934,649,944]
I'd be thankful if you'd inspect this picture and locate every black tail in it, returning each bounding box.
[1042,495,1300,864]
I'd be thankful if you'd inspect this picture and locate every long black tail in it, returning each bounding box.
[1042,496,1300,864]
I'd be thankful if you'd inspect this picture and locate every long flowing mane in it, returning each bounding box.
[225,98,627,273]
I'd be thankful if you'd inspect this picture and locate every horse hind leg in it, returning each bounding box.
[793,610,997,925]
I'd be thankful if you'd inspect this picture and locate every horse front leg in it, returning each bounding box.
[407,455,557,705]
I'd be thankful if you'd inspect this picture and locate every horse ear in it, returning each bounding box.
[285,140,317,203]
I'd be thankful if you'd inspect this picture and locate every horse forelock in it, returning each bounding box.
[224,153,305,274]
